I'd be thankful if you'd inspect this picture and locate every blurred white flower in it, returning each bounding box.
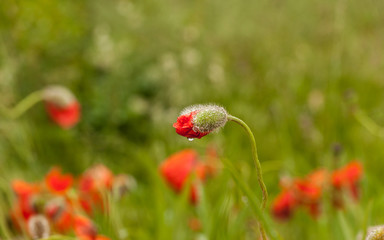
[182,47,201,67]
[307,89,324,113]
[208,62,225,84]
[27,215,50,240]
[183,26,200,43]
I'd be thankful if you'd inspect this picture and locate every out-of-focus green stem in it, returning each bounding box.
[3,90,44,119]
[227,115,269,240]
[354,108,384,139]
[0,105,10,118]
[0,192,12,239]
[223,158,280,240]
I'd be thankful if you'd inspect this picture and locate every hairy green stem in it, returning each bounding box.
[228,115,268,207]
[227,115,269,239]
[5,90,44,119]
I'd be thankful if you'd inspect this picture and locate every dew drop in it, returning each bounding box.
[187,138,194,142]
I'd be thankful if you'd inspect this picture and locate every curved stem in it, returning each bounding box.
[227,115,269,239]
[6,90,44,119]
[228,115,268,207]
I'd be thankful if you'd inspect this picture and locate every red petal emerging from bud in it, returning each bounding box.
[45,168,73,194]
[45,101,80,129]
[173,111,209,139]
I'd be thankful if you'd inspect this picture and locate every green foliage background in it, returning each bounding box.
[1,0,384,239]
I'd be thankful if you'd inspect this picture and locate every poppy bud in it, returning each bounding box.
[43,85,77,107]
[27,215,50,239]
[42,85,80,129]
[173,104,228,139]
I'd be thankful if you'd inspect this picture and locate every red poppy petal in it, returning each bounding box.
[12,180,40,198]
[160,149,198,191]
[173,112,209,139]
[96,235,111,240]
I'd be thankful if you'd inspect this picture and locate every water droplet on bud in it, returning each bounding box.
[187,138,194,142]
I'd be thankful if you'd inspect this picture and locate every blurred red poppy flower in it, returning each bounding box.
[293,169,327,218]
[45,168,73,194]
[332,161,363,200]
[9,200,35,228]
[271,190,296,220]
[272,161,363,221]
[160,149,212,204]
[188,217,202,232]
[293,179,322,205]
[160,150,199,191]
[11,180,41,221]
[306,169,328,187]
[12,180,41,199]
[74,215,97,240]
[95,236,111,240]
[79,235,111,240]
[9,165,117,240]
[79,164,114,192]
[79,164,114,213]
[306,203,321,218]
[45,197,73,233]
[203,146,220,177]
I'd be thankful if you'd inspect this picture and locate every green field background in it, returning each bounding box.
[1,0,384,239]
